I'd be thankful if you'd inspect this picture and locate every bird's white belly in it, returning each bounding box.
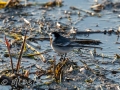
[51,44,72,54]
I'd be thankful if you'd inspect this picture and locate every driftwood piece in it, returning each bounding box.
[5,0,20,8]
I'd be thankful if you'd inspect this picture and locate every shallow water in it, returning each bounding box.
[63,0,120,56]
[0,0,120,89]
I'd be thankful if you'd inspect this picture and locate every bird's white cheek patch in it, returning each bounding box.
[51,34,55,41]
[49,33,52,38]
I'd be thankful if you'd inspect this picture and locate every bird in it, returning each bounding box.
[49,32,73,60]
[49,32,102,60]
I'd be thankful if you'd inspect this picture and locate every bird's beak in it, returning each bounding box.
[47,32,52,38]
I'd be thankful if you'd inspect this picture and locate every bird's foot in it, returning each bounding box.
[63,57,66,60]
[60,54,67,61]
[59,57,66,61]
[59,57,63,61]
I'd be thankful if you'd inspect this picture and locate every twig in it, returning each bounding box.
[5,35,14,73]
[23,63,35,69]
[26,43,46,62]
[70,6,101,17]
[16,30,27,73]
[80,60,96,74]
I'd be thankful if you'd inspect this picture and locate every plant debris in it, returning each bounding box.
[0,0,120,90]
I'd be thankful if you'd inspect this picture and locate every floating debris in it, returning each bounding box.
[0,0,120,89]
[0,0,7,9]
[42,0,63,7]
[91,4,104,12]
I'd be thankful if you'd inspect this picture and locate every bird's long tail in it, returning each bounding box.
[72,45,102,49]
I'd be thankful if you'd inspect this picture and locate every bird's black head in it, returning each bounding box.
[52,32,60,38]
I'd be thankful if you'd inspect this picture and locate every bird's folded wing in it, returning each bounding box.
[55,42,71,46]
[55,41,79,47]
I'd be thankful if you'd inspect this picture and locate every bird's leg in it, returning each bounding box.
[60,54,64,61]
[63,53,67,60]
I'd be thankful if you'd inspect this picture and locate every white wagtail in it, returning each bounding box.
[49,32,101,60]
